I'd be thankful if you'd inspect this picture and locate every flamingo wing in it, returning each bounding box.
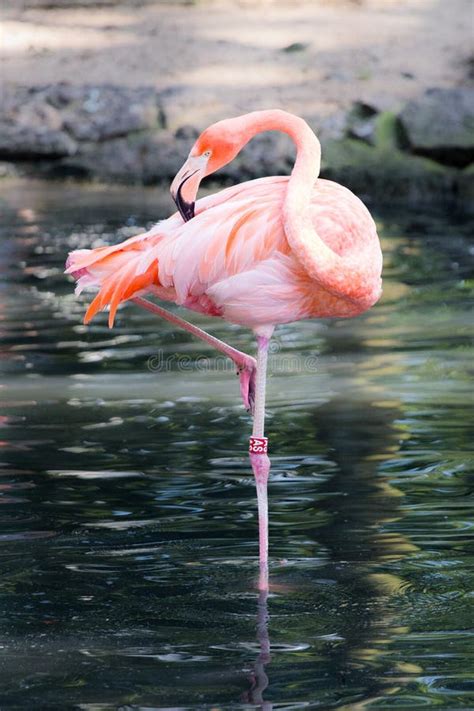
[159,179,290,305]
[66,177,291,326]
[66,176,377,328]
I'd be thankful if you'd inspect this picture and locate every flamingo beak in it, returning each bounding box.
[170,155,208,222]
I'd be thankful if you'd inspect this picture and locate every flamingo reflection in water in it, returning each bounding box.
[242,587,272,707]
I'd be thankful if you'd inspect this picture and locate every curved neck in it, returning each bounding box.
[239,110,321,214]
[239,111,340,283]
[235,110,381,307]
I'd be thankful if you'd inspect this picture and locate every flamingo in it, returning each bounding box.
[66,109,383,589]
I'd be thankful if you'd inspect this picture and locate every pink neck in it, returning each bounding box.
[237,110,339,282]
[234,110,380,307]
[238,110,321,215]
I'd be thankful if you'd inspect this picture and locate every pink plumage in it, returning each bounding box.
[65,109,383,586]
[66,176,381,329]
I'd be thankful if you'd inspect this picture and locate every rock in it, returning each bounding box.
[42,83,85,110]
[281,42,309,53]
[344,103,407,152]
[321,137,461,210]
[19,101,63,132]
[0,86,76,158]
[372,111,407,151]
[174,125,200,141]
[0,84,162,161]
[57,131,189,183]
[345,101,379,144]
[399,88,474,168]
[0,124,77,159]
[60,85,161,141]
[311,111,347,143]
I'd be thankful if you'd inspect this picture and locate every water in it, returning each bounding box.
[1,179,473,708]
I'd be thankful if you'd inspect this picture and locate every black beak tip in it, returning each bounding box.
[174,174,197,222]
[177,199,195,222]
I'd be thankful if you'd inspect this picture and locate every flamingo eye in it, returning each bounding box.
[203,150,212,158]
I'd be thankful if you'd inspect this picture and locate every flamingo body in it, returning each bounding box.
[67,176,381,330]
[66,110,383,585]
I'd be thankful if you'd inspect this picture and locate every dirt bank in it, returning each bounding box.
[1,0,472,129]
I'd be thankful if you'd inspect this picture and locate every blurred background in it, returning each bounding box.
[1,1,474,708]
[1,0,473,206]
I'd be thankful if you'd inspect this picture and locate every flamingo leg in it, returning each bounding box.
[132,296,256,410]
[249,332,273,590]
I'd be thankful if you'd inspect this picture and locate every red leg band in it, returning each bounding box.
[249,436,268,454]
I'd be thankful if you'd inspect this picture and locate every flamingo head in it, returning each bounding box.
[171,116,247,222]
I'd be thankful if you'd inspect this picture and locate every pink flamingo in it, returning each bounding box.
[66,110,383,589]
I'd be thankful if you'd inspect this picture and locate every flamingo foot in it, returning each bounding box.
[237,357,257,414]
